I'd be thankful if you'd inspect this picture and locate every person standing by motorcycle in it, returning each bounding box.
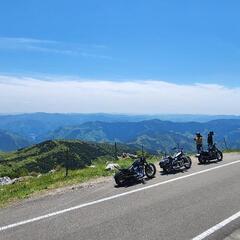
[194,133,203,154]
[207,131,214,149]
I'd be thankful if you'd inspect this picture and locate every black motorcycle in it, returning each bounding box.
[159,148,192,173]
[197,144,223,164]
[114,157,156,186]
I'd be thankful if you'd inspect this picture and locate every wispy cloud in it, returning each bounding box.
[0,37,110,59]
[79,52,112,60]
[0,37,57,44]
[0,75,239,114]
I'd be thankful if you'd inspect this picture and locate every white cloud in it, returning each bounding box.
[0,37,57,44]
[0,37,110,59]
[0,75,239,114]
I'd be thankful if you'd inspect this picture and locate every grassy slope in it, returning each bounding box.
[223,149,240,153]
[0,140,136,178]
[0,156,157,207]
[0,139,143,207]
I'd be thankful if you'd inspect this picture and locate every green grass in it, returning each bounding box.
[0,139,138,178]
[0,156,158,208]
[223,149,240,153]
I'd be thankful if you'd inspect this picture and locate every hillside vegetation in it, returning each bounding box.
[0,140,148,207]
[0,140,135,178]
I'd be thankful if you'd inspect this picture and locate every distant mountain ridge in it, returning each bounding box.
[0,113,239,141]
[50,119,240,152]
[0,130,30,152]
[0,113,239,152]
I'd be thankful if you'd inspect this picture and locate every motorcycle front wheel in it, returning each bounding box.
[216,150,223,161]
[145,163,156,178]
[183,156,192,169]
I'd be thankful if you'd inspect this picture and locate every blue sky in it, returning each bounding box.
[0,1,240,114]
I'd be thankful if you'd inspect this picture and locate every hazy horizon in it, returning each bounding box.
[0,112,240,117]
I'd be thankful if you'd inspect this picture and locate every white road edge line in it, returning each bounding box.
[0,159,240,232]
[192,210,240,240]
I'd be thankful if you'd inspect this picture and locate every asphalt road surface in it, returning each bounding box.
[0,153,240,240]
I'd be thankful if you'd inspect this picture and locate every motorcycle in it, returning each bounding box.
[159,148,192,173]
[114,157,156,186]
[197,144,223,164]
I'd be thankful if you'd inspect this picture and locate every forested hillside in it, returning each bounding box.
[0,113,239,152]
[0,140,136,178]
[50,119,240,152]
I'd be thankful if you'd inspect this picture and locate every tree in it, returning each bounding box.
[114,142,118,160]
[65,147,69,177]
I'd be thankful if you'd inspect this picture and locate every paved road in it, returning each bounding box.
[0,153,240,240]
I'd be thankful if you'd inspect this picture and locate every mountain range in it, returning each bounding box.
[50,119,240,152]
[0,112,240,140]
[0,113,239,152]
[0,130,30,152]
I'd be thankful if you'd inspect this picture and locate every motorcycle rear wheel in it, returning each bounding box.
[198,155,206,164]
[114,172,125,186]
[145,163,156,178]
[162,167,170,174]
